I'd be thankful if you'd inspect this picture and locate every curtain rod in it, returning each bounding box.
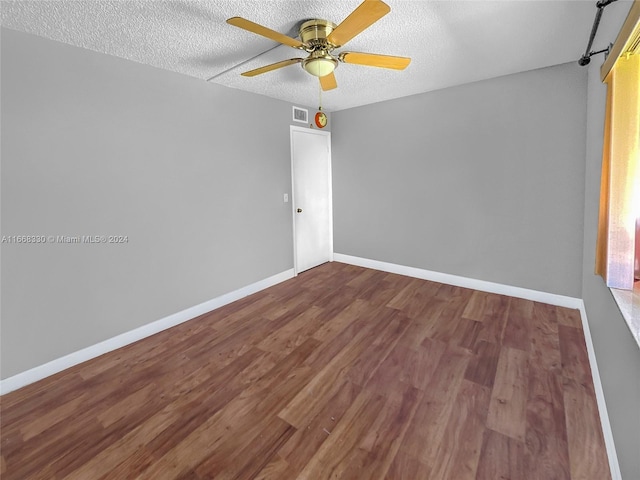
[578,0,619,66]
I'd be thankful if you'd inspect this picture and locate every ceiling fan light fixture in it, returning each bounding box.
[302,53,337,77]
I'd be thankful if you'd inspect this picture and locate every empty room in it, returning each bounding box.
[1,1,639,479]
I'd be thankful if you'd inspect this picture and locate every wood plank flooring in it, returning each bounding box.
[0,262,611,479]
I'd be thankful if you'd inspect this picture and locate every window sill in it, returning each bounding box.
[610,282,640,349]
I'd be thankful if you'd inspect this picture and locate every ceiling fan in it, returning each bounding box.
[226,0,411,91]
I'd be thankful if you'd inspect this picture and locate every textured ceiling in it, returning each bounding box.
[0,1,617,111]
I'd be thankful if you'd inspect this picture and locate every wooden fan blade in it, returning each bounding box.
[339,52,411,70]
[320,72,338,91]
[327,0,391,47]
[227,17,306,49]
[241,58,303,77]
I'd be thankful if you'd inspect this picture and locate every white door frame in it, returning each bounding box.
[290,125,333,275]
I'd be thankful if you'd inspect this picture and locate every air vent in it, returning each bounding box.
[292,106,308,123]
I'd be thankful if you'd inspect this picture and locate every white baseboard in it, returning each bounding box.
[0,269,295,396]
[334,253,583,309]
[578,302,622,480]
[334,253,621,479]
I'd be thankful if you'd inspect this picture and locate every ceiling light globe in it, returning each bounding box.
[302,56,337,77]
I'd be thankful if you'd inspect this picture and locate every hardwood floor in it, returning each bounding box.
[0,262,611,479]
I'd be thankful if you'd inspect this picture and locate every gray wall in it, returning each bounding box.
[581,3,640,478]
[0,28,307,379]
[332,62,586,298]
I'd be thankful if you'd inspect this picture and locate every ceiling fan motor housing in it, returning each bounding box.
[299,20,339,77]
[299,19,338,49]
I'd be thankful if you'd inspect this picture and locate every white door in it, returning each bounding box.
[291,126,333,274]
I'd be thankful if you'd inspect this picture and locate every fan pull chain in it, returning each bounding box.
[318,82,323,111]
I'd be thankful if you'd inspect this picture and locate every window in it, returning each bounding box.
[596,0,640,291]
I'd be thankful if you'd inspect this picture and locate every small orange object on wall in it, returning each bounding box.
[315,111,327,129]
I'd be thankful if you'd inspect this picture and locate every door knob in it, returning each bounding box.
[297,208,303,213]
